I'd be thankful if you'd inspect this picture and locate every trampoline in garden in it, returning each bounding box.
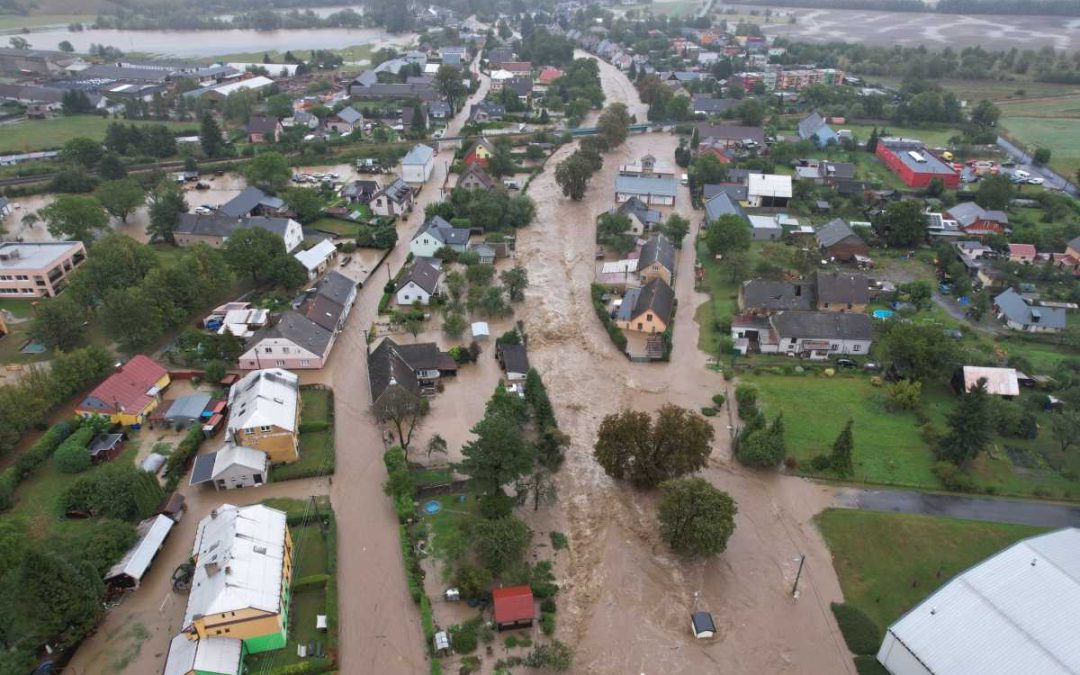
[872,309,894,320]
[424,500,442,515]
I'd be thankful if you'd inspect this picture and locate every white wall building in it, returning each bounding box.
[402,144,436,184]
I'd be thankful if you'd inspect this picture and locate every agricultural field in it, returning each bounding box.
[999,116,1080,181]
[835,123,962,149]
[816,509,1046,632]
[0,13,94,30]
[0,116,197,154]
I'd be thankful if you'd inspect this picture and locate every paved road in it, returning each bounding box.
[833,487,1080,528]
[996,136,1078,197]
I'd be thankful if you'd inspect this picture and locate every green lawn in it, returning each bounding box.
[837,123,962,149]
[272,389,333,481]
[694,240,743,355]
[816,509,1046,631]
[0,13,95,30]
[1000,116,1080,183]
[0,116,197,154]
[301,388,331,423]
[291,523,330,579]
[308,217,361,238]
[423,494,473,562]
[746,374,938,488]
[0,298,49,365]
[0,299,34,319]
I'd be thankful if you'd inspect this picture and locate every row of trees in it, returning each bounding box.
[554,103,632,200]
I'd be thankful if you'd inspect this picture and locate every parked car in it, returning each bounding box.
[834,358,858,369]
[1027,176,1044,185]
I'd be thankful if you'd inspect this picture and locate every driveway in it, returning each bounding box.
[996,136,1077,197]
[833,487,1080,528]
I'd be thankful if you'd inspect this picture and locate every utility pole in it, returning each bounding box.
[792,554,806,599]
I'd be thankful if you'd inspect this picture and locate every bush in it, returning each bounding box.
[885,380,922,411]
[450,618,480,654]
[164,427,204,491]
[590,284,627,351]
[60,463,164,521]
[830,603,883,656]
[711,394,726,408]
[299,421,331,433]
[701,407,717,417]
[854,655,890,675]
[932,461,976,492]
[540,597,556,613]
[293,574,330,591]
[451,562,492,602]
[809,455,832,471]
[0,420,79,509]
[478,492,515,520]
[734,384,758,419]
[523,641,573,670]
[540,611,555,636]
[549,531,569,551]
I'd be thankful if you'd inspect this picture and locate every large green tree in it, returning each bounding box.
[876,321,960,384]
[39,195,109,243]
[704,213,751,256]
[975,174,1014,211]
[459,385,536,494]
[199,112,226,158]
[597,102,631,148]
[31,294,86,351]
[147,180,188,244]
[95,178,145,223]
[657,477,737,557]
[222,227,289,283]
[68,233,157,304]
[60,137,101,170]
[469,516,532,575]
[593,405,715,488]
[939,379,992,468]
[555,151,594,201]
[283,187,324,224]
[873,200,927,247]
[243,151,291,194]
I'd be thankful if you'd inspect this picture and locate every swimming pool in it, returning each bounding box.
[872,309,894,319]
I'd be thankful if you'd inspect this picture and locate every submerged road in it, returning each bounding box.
[833,487,1080,528]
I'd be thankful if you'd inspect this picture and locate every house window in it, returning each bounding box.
[646,314,653,321]
[852,345,861,352]
[403,294,409,300]
[637,322,643,330]
[282,347,290,354]
[264,347,273,353]
[260,425,272,432]
[276,360,285,366]
[301,360,310,366]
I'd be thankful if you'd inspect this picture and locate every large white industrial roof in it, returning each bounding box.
[886,528,1080,675]
[105,514,174,583]
[183,503,288,629]
[163,634,242,675]
[227,368,298,433]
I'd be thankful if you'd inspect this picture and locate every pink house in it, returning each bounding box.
[1008,243,1037,264]
[0,241,86,298]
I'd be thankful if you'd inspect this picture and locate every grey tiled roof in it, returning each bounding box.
[772,311,872,341]
[639,234,676,274]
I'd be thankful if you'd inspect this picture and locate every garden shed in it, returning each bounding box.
[104,514,175,591]
[164,393,212,429]
[87,432,125,463]
[492,585,534,630]
[691,611,716,639]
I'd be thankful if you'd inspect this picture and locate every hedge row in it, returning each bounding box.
[324,514,339,653]
[590,284,627,351]
[0,420,76,511]
[298,421,331,433]
[293,574,331,592]
[164,426,205,491]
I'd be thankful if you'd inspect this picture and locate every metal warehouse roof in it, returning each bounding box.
[164,634,242,675]
[884,528,1080,675]
[105,514,174,584]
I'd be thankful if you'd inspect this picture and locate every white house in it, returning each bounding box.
[371,178,414,217]
[747,173,793,208]
[395,259,441,306]
[189,445,269,490]
[402,144,436,184]
[731,311,873,359]
[614,174,677,206]
[410,215,470,258]
[877,528,1080,675]
[294,239,337,281]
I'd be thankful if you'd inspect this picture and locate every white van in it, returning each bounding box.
[680,173,689,186]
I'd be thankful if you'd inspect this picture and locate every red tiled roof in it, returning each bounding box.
[82,355,166,414]
[1008,243,1037,257]
[538,67,563,84]
[492,585,534,624]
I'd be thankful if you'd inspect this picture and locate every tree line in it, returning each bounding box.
[727,0,1080,15]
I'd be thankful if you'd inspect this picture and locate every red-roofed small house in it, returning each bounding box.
[1008,243,1037,264]
[492,585,534,630]
[76,355,170,426]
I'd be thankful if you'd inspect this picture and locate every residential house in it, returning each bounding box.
[395,259,442,306]
[402,144,436,185]
[464,138,497,167]
[225,368,300,463]
[349,70,436,101]
[694,123,765,149]
[488,69,515,91]
[428,101,452,120]
[341,179,379,204]
[697,140,736,164]
[504,77,533,104]
[535,67,563,92]
[246,116,282,144]
[747,215,785,241]
[615,277,675,334]
[817,219,870,262]
[794,158,855,186]
[401,103,429,135]
[469,101,506,123]
[994,288,1066,334]
[294,239,337,281]
[953,366,1020,398]
[1052,235,1080,275]
[367,338,458,404]
[304,270,357,334]
[175,214,303,253]
[497,342,530,381]
[796,111,837,146]
[613,197,663,236]
[731,311,873,358]
[238,312,332,370]
[324,106,363,134]
[619,154,675,178]
[738,272,868,314]
[876,138,960,189]
[615,174,677,206]
[815,272,870,312]
[410,215,470,257]
[189,445,269,490]
[370,178,414,217]
[493,586,535,631]
[471,243,496,265]
[747,174,792,208]
[171,503,292,653]
[945,202,1009,236]
[217,186,286,219]
[703,192,749,227]
[1008,243,1038,264]
[637,235,677,285]
[456,163,498,192]
[76,355,170,426]
[0,241,86,298]
[486,47,514,69]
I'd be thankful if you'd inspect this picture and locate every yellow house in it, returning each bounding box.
[76,355,170,426]
[615,278,675,334]
[226,369,301,464]
[178,504,294,654]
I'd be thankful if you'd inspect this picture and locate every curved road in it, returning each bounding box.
[834,487,1080,528]
[996,136,1078,197]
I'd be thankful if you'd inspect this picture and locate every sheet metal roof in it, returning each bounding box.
[184,504,288,628]
[295,239,337,272]
[885,528,1080,675]
[615,174,677,199]
[166,393,212,422]
[962,366,1020,397]
[106,514,174,583]
[403,143,435,166]
[227,368,299,433]
[164,634,242,675]
[748,173,793,199]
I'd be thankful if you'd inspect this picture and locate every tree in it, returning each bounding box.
[704,214,751,256]
[372,385,430,453]
[500,266,529,302]
[515,468,557,511]
[1047,409,1080,455]
[593,405,715,488]
[425,434,448,463]
[147,180,187,244]
[459,393,535,494]
[61,137,101,170]
[100,286,163,353]
[975,174,1014,210]
[938,379,992,468]
[597,102,631,148]
[734,414,787,468]
[31,294,85,350]
[267,255,307,290]
[67,233,156,305]
[555,151,594,200]
[443,311,466,338]
[596,211,635,254]
[222,227,287,283]
[900,280,933,310]
[284,187,324,224]
[434,64,467,110]
[969,99,999,132]
[660,214,690,248]
[829,419,854,477]
[737,98,765,126]
[1033,147,1051,165]
[657,478,736,557]
[40,195,108,243]
[243,151,291,194]
[199,112,226,158]
[487,140,516,178]
[876,321,959,384]
[688,152,729,190]
[266,94,294,120]
[470,516,531,575]
[97,152,127,180]
[874,200,926,247]
[58,40,74,52]
[95,178,145,222]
